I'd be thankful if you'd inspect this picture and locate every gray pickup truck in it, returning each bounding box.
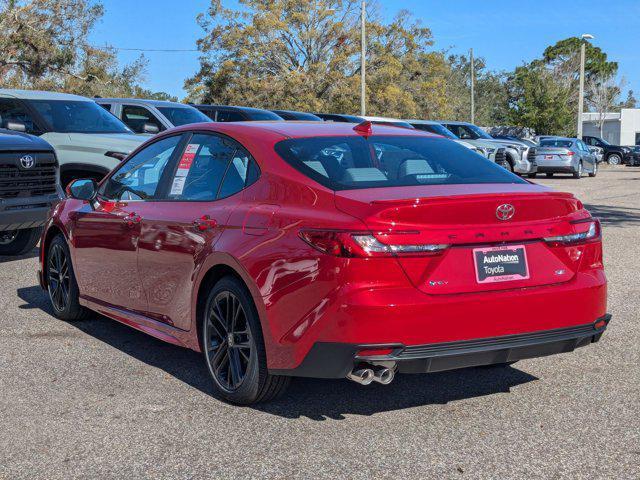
[0,129,62,256]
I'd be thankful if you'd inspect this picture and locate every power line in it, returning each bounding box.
[91,45,199,53]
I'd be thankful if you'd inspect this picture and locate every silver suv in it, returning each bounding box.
[96,98,211,134]
[0,89,144,186]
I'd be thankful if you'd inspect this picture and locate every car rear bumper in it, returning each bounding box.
[535,166,577,174]
[272,315,611,378]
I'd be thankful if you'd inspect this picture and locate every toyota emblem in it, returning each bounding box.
[496,203,515,221]
[19,155,35,169]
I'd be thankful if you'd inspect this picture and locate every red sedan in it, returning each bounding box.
[38,121,610,404]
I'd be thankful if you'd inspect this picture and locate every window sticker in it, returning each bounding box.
[170,144,200,195]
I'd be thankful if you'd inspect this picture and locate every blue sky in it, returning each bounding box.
[91,0,640,100]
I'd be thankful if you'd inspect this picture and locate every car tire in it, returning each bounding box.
[573,162,583,179]
[607,153,622,165]
[0,227,42,256]
[46,235,89,321]
[527,173,537,179]
[589,161,597,177]
[545,173,554,178]
[202,276,290,405]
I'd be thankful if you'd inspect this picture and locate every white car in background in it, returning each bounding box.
[0,89,144,186]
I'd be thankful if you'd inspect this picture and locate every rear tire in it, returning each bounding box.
[573,162,583,179]
[202,276,290,404]
[527,173,537,179]
[588,161,597,177]
[46,235,88,321]
[607,153,622,165]
[0,227,42,256]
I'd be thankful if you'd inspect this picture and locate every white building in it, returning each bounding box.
[582,109,640,145]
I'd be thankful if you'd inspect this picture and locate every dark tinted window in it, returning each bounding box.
[216,110,245,122]
[0,98,42,134]
[157,106,210,126]
[167,133,252,201]
[101,135,181,201]
[197,107,216,121]
[122,105,164,133]
[412,123,457,139]
[540,139,574,148]
[30,100,131,133]
[275,136,525,191]
[98,103,112,111]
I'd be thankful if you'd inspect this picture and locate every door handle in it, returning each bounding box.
[124,212,142,228]
[193,215,218,231]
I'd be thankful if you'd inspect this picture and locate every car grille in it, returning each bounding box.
[0,152,58,199]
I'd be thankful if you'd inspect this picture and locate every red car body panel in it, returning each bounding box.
[39,122,608,375]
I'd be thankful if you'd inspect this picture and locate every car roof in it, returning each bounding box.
[193,104,273,113]
[0,88,92,102]
[436,120,470,126]
[406,119,442,125]
[540,137,576,142]
[166,120,437,141]
[96,98,192,108]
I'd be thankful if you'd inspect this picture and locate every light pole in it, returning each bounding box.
[577,33,594,139]
[470,48,475,124]
[360,0,366,116]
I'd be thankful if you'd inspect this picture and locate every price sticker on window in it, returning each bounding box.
[170,144,200,195]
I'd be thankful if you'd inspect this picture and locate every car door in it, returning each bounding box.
[71,134,184,312]
[136,132,258,330]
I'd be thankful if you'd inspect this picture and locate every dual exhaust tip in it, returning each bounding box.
[347,365,395,385]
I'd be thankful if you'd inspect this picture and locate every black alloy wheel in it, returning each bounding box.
[204,290,253,392]
[48,243,71,313]
[201,276,290,404]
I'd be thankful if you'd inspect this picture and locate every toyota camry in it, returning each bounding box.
[38,121,610,404]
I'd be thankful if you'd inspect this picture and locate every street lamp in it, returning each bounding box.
[577,33,594,139]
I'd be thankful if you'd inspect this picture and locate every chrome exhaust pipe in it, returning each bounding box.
[372,366,395,385]
[346,368,375,385]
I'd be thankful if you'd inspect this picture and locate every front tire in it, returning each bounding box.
[0,227,42,256]
[607,153,622,165]
[527,173,537,179]
[46,235,88,321]
[202,276,289,404]
[545,173,554,178]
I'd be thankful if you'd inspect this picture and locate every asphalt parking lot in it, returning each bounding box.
[0,166,638,479]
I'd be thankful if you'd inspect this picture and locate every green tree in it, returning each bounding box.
[619,90,637,109]
[507,63,575,136]
[186,0,437,117]
[0,0,161,98]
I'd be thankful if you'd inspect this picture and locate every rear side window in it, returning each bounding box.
[167,133,259,201]
[274,136,525,190]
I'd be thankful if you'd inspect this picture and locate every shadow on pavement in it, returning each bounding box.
[584,204,640,227]
[0,247,39,264]
[17,285,538,420]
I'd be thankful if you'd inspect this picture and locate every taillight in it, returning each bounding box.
[299,229,449,258]
[544,218,601,246]
[566,151,576,157]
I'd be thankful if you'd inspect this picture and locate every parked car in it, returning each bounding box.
[271,110,322,121]
[528,137,597,178]
[0,129,62,256]
[315,113,364,123]
[194,105,283,122]
[582,135,634,165]
[39,121,610,404]
[407,120,516,170]
[96,98,211,134]
[316,113,414,129]
[0,89,144,186]
[628,146,640,166]
[437,121,535,175]
[493,135,538,148]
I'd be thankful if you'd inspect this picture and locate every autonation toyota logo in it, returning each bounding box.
[496,203,515,221]
[19,155,35,169]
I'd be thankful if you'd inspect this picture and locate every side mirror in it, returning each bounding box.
[6,121,26,132]
[143,123,160,134]
[66,179,97,201]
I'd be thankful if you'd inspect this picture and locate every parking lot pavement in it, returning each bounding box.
[0,167,638,479]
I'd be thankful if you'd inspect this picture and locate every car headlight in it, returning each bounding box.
[621,147,631,153]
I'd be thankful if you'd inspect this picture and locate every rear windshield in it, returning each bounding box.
[274,136,525,190]
[540,139,573,148]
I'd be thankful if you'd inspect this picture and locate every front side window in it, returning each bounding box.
[121,105,164,133]
[29,100,131,134]
[167,133,258,201]
[100,135,182,201]
[412,123,457,139]
[0,98,42,134]
[275,135,525,191]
